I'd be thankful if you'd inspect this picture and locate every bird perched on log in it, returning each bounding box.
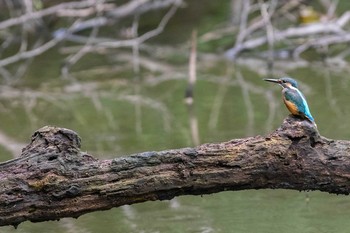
[264,77,316,127]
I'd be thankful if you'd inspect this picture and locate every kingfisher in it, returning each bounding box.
[264,77,316,126]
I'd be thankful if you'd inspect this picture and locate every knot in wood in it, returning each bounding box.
[21,126,81,157]
[267,115,322,149]
[276,115,319,139]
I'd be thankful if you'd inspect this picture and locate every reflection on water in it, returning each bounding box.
[1,56,350,232]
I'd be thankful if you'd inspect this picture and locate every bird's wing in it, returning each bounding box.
[283,88,314,121]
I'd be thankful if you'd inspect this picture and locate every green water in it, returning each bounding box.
[1,58,350,233]
[2,1,350,232]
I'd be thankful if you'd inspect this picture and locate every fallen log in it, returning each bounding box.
[0,116,349,227]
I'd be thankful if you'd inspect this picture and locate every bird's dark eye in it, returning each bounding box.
[282,80,286,83]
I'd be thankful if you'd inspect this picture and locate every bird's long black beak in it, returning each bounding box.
[263,78,280,84]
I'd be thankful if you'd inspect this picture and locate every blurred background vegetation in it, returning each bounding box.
[1,0,350,232]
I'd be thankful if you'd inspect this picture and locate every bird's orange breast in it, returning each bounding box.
[283,98,299,115]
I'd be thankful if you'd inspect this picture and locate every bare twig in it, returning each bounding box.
[326,0,338,18]
[189,30,197,87]
[185,30,199,146]
[0,0,181,80]
[293,33,350,59]
[0,38,59,67]
[98,4,179,48]
[61,1,105,78]
[226,10,350,60]
[259,0,275,70]
[0,0,100,30]
[185,30,197,104]
[234,0,250,47]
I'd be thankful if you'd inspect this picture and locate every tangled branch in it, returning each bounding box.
[225,1,350,60]
[0,0,183,81]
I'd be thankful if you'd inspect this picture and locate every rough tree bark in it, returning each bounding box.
[1,116,349,227]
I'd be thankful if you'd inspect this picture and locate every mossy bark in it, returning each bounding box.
[1,116,349,227]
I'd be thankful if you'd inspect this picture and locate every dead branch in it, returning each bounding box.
[0,38,59,67]
[225,3,350,60]
[0,0,182,79]
[1,116,350,227]
[0,0,99,30]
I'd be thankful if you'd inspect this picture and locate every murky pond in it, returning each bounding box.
[1,54,350,233]
[2,1,350,232]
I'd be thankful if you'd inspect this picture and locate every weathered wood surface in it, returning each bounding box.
[1,116,349,227]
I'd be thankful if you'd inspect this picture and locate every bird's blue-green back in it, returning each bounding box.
[283,88,314,122]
